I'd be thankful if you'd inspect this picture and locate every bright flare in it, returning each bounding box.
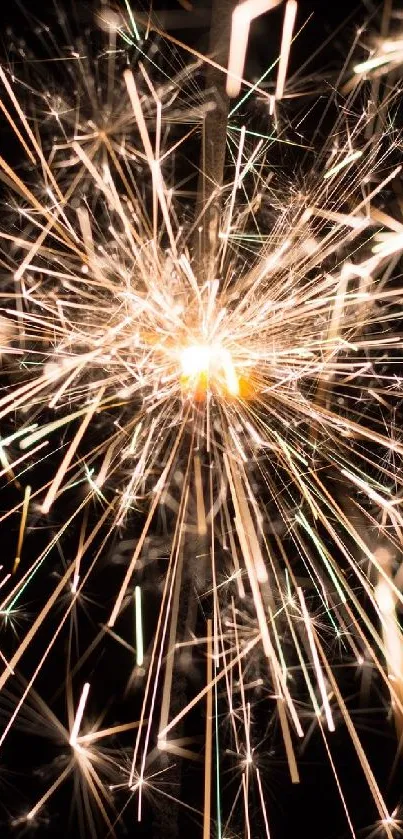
[180,343,239,398]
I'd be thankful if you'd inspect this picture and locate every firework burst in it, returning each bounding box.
[0,2,403,837]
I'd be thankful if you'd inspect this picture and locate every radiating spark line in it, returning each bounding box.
[122,0,141,41]
[214,671,223,839]
[70,682,90,747]
[0,66,64,203]
[158,540,185,737]
[220,125,246,272]
[0,561,76,693]
[375,548,403,737]
[317,639,393,834]
[78,719,146,746]
[41,389,105,514]
[135,586,144,668]
[123,69,177,255]
[134,482,191,812]
[323,150,363,180]
[226,0,282,98]
[158,633,261,741]
[108,418,188,628]
[0,498,111,695]
[297,587,335,732]
[13,484,31,574]
[275,1,298,100]
[0,94,36,165]
[26,763,73,823]
[242,770,252,839]
[224,454,304,742]
[137,491,194,776]
[256,766,272,839]
[203,619,213,839]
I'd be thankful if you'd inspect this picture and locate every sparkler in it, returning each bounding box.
[0,1,403,837]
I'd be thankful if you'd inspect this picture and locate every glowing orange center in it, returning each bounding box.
[180,342,239,399]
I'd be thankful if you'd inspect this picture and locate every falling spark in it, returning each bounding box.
[275,0,298,100]
[13,484,31,574]
[70,682,91,748]
[226,0,282,97]
[135,585,144,668]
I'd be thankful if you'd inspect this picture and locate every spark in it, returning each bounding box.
[70,682,91,749]
[135,585,144,667]
[226,0,283,98]
[354,39,403,76]
[275,0,298,101]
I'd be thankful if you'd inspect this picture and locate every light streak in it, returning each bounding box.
[226,0,283,98]
[375,548,403,736]
[203,619,213,839]
[297,588,335,732]
[323,150,363,180]
[70,682,90,748]
[135,585,144,667]
[353,39,403,77]
[41,389,105,514]
[275,0,298,100]
[13,484,31,574]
